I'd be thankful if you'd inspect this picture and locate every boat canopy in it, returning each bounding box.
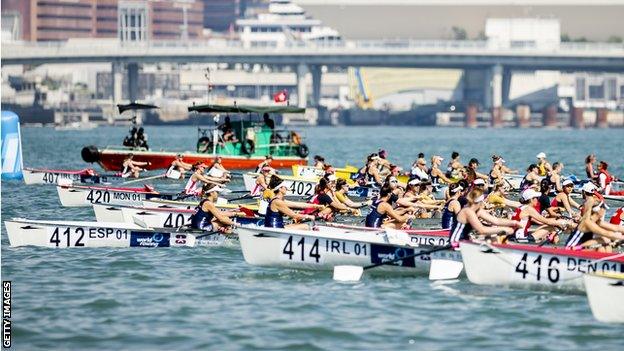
[117,102,159,114]
[188,104,305,114]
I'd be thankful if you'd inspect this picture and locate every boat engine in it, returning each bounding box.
[81,145,100,163]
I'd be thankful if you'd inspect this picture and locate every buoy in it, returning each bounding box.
[1,111,24,180]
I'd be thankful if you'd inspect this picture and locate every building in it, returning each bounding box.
[0,0,204,41]
[202,0,240,32]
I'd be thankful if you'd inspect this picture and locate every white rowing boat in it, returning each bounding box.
[243,172,317,197]
[460,241,624,292]
[57,184,173,207]
[237,225,459,275]
[583,273,624,323]
[3,218,205,248]
[22,167,122,185]
[92,203,264,228]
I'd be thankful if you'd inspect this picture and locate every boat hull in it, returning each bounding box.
[237,225,459,274]
[584,274,624,323]
[460,241,624,292]
[57,185,172,207]
[93,148,306,171]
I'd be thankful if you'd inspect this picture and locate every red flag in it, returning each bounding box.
[273,90,288,103]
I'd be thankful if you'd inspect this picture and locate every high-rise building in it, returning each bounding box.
[0,0,204,41]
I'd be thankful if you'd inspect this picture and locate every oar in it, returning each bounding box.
[228,193,256,202]
[333,244,453,282]
[429,252,464,281]
[122,174,165,185]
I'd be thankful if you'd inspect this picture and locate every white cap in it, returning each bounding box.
[536,152,546,159]
[433,155,444,161]
[275,181,293,190]
[521,189,542,201]
[206,185,226,194]
[562,179,574,187]
[327,174,337,182]
[496,158,506,163]
[582,182,598,193]
[408,178,420,186]
[473,179,486,186]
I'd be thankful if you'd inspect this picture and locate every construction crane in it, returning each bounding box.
[348,67,374,109]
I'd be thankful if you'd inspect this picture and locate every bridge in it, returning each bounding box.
[3,39,624,109]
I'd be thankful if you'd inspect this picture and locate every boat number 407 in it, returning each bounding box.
[514,253,560,283]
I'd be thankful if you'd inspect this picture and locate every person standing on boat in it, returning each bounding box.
[547,179,581,219]
[191,184,242,234]
[121,153,150,178]
[184,163,226,196]
[597,161,624,196]
[265,181,322,230]
[585,154,598,181]
[365,187,415,229]
[565,183,624,252]
[535,152,552,177]
[166,154,192,179]
[448,188,519,246]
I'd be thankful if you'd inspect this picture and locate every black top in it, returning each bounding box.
[317,193,333,206]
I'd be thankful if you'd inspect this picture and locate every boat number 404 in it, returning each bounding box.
[514,253,561,283]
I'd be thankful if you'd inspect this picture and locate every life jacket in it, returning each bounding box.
[610,207,624,226]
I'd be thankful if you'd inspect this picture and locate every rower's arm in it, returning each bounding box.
[380,203,411,222]
[206,203,234,226]
[432,168,453,184]
[196,174,221,185]
[477,209,519,228]
[476,171,489,180]
[275,200,309,221]
[560,196,576,215]
[584,220,623,241]
[598,220,624,234]
[283,200,321,210]
[569,197,581,210]
[526,207,564,228]
[467,210,513,236]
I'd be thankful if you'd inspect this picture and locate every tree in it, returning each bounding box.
[451,26,467,40]
[607,35,623,43]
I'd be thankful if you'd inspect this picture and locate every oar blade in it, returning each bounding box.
[429,258,463,281]
[333,265,364,282]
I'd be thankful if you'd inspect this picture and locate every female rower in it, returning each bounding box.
[548,162,564,192]
[446,151,464,180]
[465,158,488,184]
[190,184,243,233]
[448,188,519,245]
[313,155,326,169]
[121,154,150,178]
[252,166,274,196]
[489,155,517,186]
[429,155,453,188]
[265,181,322,230]
[485,183,520,211]
[510,189,569,244]
[441,183,463,229]
[184,163,225,196]
[208,156,231,182]
[334,179,370,211]
[597,161,624,196]
[536,152,552,177]
[166,154,192,179]
[610,207,624,226]
[546,179,581,219]
[358,154,383,186]
[365,187,415,229]
[519,164,541,191]
[585,154,598,181]
[410,153,429,180]
[307,176,360,219]
[565,183,624,252]
[255,155,274,173]
[396,179,443,219]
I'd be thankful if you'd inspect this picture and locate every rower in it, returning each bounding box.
[448,188,519,246]
[364,186,414,229]
[410,155,429,181]
[610,207,624,226]
[190,184,243,233]
[485,183,520,210]
[265,181,321,230]
[255,155,274,173]
[465,158,488,184]
[184,163,224,196]
[313,155,326,169]
[597,161,624,196]
[565,183,624,252]
[305,175,360,220]
[334,178,370,211]
[519,164,541,191]
[546,179,581,219]
[489,155,517,186]
[208,156,231,182]
[166,154,192,179]
[429,155,453,189]
[441,183,463,229]
[510,189,568,243]
[358,154,383,186]
[585,154,598,181]
[536,152,552,176]
[252,166,274,196]
[396,179,443,219]
[548,162,564,192]
[121,153,150,178]
[446,151,463,180]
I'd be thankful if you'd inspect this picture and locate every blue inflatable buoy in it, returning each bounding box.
[1,110,24,180]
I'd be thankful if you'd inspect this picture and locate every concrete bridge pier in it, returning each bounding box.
[128,62,139,102]
[296,63,308,107]
[310,65,322,108]
[112,61,124,107]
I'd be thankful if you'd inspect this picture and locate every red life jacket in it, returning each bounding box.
[599,169,613,186]
[610,207,624,226]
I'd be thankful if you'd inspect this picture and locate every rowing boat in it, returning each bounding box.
[583,273,624,323]
[141,198,259,211]
[23,167,121,185]
[56,184,174,207]
[460,241,624,292]
[4,218,196,248]
[92,203,264,228]
[237,225,458,275]
[243,172,379,198]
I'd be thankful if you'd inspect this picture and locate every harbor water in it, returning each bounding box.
[1,126,623,350]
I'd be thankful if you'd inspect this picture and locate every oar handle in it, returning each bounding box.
[363,244,452,271]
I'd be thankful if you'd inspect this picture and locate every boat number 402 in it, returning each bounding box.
[289,182,314,197]
[514,253,560,283]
